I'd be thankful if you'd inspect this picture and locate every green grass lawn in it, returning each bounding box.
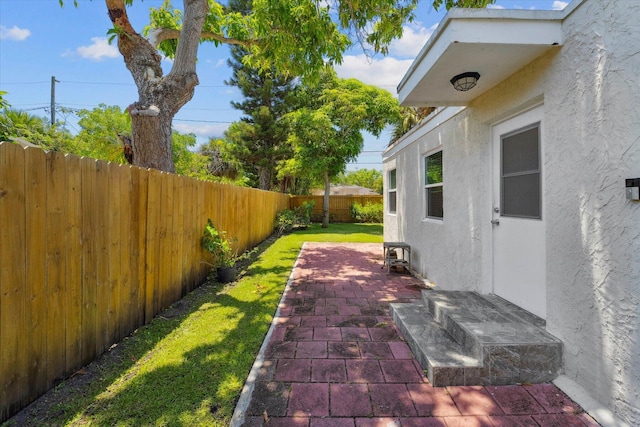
[5,223,382,427]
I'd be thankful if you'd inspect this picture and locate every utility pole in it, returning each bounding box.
[50,76,59,125]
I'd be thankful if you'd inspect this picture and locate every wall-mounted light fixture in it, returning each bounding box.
[450,72,481,92]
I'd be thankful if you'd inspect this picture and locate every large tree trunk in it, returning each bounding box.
[322,170,330,228]
[130,112,175,172]
[106,0,207,172]
[258,166,272,191]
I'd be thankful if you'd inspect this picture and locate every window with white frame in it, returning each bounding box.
[424,151,443,219]
[388,169,397,213]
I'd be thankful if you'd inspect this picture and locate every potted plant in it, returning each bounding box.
[201,219,237,283]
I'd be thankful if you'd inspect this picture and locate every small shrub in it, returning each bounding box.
[275,201,315,234]
[296,201,314,226]
[351,202,383,223]
[310,211,324,223]
[274,209,297,234]
[201,219,237,267]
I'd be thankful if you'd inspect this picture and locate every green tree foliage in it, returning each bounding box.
[283,70,400,227]
[72,104,131,162]
[171,131,215,180]
[433,0,496,9]
[334,169,384,194]
[218,0,299,191]
[0,108,74,151]
[60,0,494,173]
[390,106,436,144]
[198,138,244,183]
[0,91,10,110]
[223,55,296,190]
[351,201,384,223]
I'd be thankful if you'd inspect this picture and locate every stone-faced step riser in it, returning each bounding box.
[413,291,563,386]
[441,314,484,361]
[422,291,447,323]
[421,291,493,360]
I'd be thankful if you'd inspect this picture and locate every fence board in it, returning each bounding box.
[64,154,83,376]
[0,143,27,419]
[145,169,161,322]
[173,176,186,298]
[80,159,98,366]
[45,151,67,387]
[118,165,133,339]
[197,180,208,280]
[107,163,121,346]
[94,160,110,356]
[182,177,194,294]
[158,172,172,311]
[130,167,147,327]
[24,147,47,402]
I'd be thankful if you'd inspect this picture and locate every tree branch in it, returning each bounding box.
[148,27,252,49]
[105,0,163,91]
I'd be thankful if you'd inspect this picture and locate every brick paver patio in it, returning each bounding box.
[236,242,599,427]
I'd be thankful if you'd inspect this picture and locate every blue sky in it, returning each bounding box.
[0,0,568,171]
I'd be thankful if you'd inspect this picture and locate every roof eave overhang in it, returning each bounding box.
[397,8,565,107]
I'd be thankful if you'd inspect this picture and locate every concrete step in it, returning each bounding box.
[391,300,485,386]
[390,290,563,386]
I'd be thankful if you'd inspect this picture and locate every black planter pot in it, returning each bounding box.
[216,266,237,283]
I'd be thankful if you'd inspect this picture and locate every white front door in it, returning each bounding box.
[492,106,546,319]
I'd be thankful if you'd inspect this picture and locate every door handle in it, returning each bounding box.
[491,219,500,225]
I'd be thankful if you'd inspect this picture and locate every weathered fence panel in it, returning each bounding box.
[1,142,27,419]
[0,142,290,422]
[290,195,383,222]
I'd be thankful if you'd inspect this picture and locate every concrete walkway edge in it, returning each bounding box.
[230,243,307,427]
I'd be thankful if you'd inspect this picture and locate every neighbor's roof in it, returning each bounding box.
[311,185,379,196]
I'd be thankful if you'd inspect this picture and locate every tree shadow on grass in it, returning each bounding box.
[70,289,283,426]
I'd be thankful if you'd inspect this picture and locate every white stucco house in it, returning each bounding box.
[383,0,639,426]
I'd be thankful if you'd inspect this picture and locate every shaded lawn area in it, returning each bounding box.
[4,223,382,427]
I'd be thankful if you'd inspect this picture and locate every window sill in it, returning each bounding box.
[422,217,443,224]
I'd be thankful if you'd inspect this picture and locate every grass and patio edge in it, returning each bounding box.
[3,223,382,427]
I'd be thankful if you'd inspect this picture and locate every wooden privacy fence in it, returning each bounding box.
[290,195,383,222]
[0,142,290,422]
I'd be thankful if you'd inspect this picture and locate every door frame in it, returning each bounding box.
[490,103,546,318]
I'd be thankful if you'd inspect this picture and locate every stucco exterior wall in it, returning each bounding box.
[383,107,492,293]
[383,0,640,424]
[543,1,640,423]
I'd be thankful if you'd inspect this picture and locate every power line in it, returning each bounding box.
[3,80,228,88]
[1,81,50,85]
[174,118,232,124]
[60,80,133,86]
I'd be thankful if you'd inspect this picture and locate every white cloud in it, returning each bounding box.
[552,1,568,10]
[335,54,414,95]
[487,4,505,9]
[388,23,438,58]
[173,122,229,138]
[71,37,119,61]
[333,22,436,94]
[0,25,31,41]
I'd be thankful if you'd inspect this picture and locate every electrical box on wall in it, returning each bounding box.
[626,178,640,201]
